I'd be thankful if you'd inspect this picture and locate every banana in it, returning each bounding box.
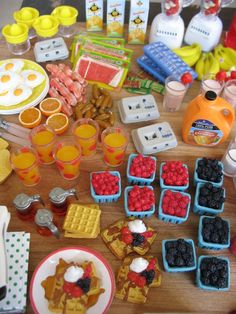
[213,45,234,71]
[219,45,236,65]
[195,52,207,80]
[173,43,202,67]
[207,52,220,75]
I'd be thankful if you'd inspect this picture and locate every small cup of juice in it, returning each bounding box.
[72,118,99,157]
[11,147,41,186]
[29,124,57,164]
[53,140,82,180]
[101,127,128,167]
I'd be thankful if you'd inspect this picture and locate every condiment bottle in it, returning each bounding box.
[35,209,60,238]
[49,187,78,216]
[2,23,30,55]
[13,193,44,221]
[221,137,236,177]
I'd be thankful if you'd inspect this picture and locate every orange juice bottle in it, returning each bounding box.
[182,91,235,147]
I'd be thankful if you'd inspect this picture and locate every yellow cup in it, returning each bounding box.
[72,118,99,157]
[30,124,57,164]
[11,147,41,186]
[53,140,81,180]
[101,127,128,167]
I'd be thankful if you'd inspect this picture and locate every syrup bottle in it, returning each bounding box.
[35,209,60,238]
[13,193,45,220]
[49,187,78,216]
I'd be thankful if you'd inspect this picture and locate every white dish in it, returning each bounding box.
[30,247,115,314]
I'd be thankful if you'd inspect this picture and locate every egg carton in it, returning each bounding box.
[34,37,69,63]
[131,122,177,155]
[118,94,160,124]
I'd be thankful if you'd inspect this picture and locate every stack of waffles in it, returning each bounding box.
[63,204,101,239]
[41,258,104,314]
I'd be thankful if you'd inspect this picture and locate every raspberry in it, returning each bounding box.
[83,264,92,278]
[162,190,189,218]
[92,171,120,196]
[122,234,133,244]
[128,271,139,282]
[129,154,156,179]
[136,276,146,287]
[142,231,154,239]
[161,161,189,187]
[71,285,83,297]
[63,282,75,294]
[128,186,155,212]
[121,227,131,235]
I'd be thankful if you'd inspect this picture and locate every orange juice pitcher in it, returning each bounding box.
[182,91,235,147]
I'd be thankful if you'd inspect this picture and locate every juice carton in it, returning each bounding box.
[107,0,126,37]
[86,0,103,31]
[128,0,149,44]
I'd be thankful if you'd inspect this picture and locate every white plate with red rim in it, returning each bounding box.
[30,246,116,314]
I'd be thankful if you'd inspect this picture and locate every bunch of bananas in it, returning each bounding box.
[213,44,236,71]
[173,43,202,67]
[195,52,220,81]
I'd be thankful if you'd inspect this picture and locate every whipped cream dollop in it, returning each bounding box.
[64,266,84,282]
[128,219,147,233]
[130,257,149,273]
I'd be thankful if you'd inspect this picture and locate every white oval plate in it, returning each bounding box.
[30,247,115,314]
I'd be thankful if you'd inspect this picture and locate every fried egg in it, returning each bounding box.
[0,60,24,73]
[0,71,23,93]
[21,70,45,88]
[0,85,32,106]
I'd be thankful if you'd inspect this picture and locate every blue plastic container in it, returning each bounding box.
[162,239,197,272]
[193,183,225,215]
[90,171,121,203]
[158,189,191,224]
[198,216,230,250]
[159,162,189,191]
[194,158,224,187]
[126,153,157,185]
[196,255,230,291]
[124,186,155,218]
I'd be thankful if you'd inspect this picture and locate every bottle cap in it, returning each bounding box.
[205,90,217,101]
[13,7,39,27]
[49,187,78,204]
[51,6,78,26]
[35,209,60,238]
[2,23,29,44]
[13,193,45,212]
[33,15,59,38]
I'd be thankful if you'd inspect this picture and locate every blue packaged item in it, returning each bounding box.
[159,162,189,191]
[90,171,121,203]
[124,186,155,218]
[194,158,224,187]
[193,182,225,215]
[158,189,191,224]
[143,41,198,81]
[136,55,167,84]
[196,256,230,291]
[198,215,230,250]
[162,239,197,272]
[126,153,157,185]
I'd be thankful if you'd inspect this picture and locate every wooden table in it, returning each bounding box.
[0,24,236,314]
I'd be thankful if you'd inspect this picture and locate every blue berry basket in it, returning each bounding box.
[193,183,225,215]
[198,216,230,250]
[158,189,191,224]
[162,239,197,272]
[126,153,157,185]
[159,162,189,191]
[90,171,121,203]
[196,255,230,291]
[124,186,155,218]
[194,158,224,187]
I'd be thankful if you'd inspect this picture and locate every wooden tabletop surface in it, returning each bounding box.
[0,24,236,314]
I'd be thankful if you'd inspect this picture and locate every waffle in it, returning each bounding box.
[41,258,103,313]
[116,256,161,304]
[101,219,156,260]
[63,204,101,239]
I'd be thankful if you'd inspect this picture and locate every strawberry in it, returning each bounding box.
[128,271,139,282]
[122,234,133,244]
[63,282,75,294]
[136,276,146,287]
[230,71,236,79]
[216,70,227,81]
[71,286,83,298]
[181,72,193,85]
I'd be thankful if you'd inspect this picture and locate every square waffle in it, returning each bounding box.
[101,219,156,260]
[116,256,161,304]
[63,204,101,239]
[41,259,103,313]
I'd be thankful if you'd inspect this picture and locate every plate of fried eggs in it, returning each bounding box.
[0,59,49,114]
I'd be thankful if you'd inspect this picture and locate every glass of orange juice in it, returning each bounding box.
[72,118,99,157]
[29,124,57,164]
[53,140,82,180]
[11,147,41,186]
[101,127,128,167]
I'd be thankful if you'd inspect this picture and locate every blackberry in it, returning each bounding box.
[197,158,223,183]
[145,270,155,285]
[199,196,207,206]
[202,216,229,244]
[132,233,145,246]
[166,253,175,266]
[166,239,194,268]
[200,257,228,288]
[76,277,91,293]
[217,277,227,288]
[175,256,185,267]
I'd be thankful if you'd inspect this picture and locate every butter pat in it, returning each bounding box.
[128,219,147,233]
[130,257,149,273]
[64,266,84,282]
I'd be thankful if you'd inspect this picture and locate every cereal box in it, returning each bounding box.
[86,0,103,31]
[107,0,126,37]
[128,0,150,44]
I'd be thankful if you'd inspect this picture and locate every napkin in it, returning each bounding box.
[0,232,30,314]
